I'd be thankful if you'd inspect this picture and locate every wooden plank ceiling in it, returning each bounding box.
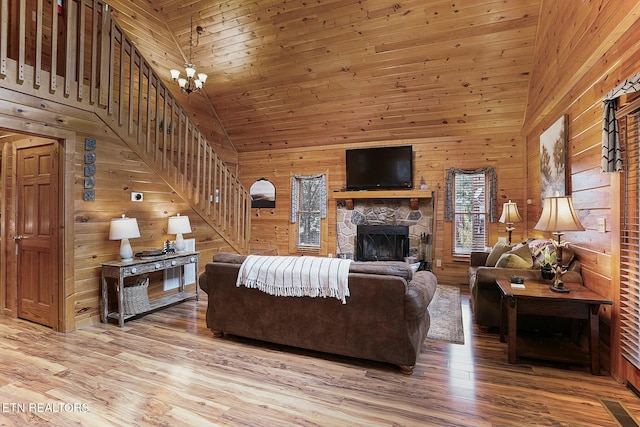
[109,0,542,153]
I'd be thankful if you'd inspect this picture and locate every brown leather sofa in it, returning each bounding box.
[199,253,438,374]
[469,241,582,329]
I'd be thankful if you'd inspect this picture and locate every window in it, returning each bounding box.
[445,167,497,255]
[619,98,640,370]
[453,172,487,254]
[291,174,326,252]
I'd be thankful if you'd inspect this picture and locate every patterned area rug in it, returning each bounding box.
[426,285,464,344]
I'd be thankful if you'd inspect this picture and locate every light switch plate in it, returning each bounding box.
[597,217,606,233]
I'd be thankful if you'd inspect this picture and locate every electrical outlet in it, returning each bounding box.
[131,192,144,202]
[597,217,606,233]
[436,259,442,267]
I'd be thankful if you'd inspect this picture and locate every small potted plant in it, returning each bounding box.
[540,246,556,280]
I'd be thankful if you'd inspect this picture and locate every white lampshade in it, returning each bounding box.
[109,215,140,240]
[499,200,523,224]
[178,78,187,88]
[168,214,191,253]
[534,196,584,293]
[109,215,140,262]
[185,66,196,79]
[534,196,585,233]
[197,73,207,83]
[167,214,192,234]
[170,69,181,80]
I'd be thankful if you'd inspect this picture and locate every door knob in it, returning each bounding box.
[13,235,24,241]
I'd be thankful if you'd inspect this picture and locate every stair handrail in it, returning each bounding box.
[0,0,250,253]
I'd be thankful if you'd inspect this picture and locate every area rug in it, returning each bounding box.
[426,285,464,344]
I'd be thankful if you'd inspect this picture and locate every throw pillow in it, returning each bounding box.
[495,253,534,269]
[528,238,552,258]
[485,241,512,266]
[495,242,534,269]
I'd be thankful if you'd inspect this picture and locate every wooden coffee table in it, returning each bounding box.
[495,278,612,375]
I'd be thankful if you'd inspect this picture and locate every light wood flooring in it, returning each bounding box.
[1,291,639,426]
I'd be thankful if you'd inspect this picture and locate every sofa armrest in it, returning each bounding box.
[199,272,209,294]
[404,271,438,320]
[470,251,490,267]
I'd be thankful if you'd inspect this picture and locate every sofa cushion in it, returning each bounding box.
[349,261,413,280]
[213,252,247,264]
[212,253,413,280]
[485,241,512,266]
[495,242,533,269]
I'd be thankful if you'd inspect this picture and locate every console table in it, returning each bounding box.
[495,278,611,375]
[101,251,199,327]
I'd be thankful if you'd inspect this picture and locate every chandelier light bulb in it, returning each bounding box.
[178,78,187,88]
[197,73,208,83]
[195,79,203,89]
[185,66,196,79]
[170,69,180,80]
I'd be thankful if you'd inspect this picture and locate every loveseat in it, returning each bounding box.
[199,253,438,374]
[469,239,582,328]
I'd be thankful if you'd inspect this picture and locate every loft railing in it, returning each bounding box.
[0,0,250,253]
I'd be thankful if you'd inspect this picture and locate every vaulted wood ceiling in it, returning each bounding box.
[108,0,542,154]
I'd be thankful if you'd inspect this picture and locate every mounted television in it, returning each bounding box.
[345,145,413,190]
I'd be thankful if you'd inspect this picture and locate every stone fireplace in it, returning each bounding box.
[335,194,433,268]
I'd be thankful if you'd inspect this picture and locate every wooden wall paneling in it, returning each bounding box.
[0,96,234,330]
[108,1,239,166]
[524,1,640,134]
[239,135,527,285]
[524,2,640,379]
[104,0,541,153]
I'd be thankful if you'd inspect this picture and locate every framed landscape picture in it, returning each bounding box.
[540,115,567,199]
[250,178,276,208]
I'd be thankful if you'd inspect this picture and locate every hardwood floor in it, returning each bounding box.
[1,292,639,426]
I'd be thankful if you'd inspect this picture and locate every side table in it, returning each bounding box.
[495,278,612,375]
[101,251,199,327]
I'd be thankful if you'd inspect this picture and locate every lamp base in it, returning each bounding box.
[549,284,570,293]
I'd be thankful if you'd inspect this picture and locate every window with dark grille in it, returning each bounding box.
[453,171,488,254]
[620,98,640,369]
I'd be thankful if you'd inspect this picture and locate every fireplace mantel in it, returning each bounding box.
[333,190,433,210]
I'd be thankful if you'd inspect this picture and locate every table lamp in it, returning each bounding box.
[534,196,585,293]
[109,214,141,262]
[498,200,523,245]
[167,213,192,253]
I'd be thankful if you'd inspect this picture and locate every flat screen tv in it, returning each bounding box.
[345,145,413,190]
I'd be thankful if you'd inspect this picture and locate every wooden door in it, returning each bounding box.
[15,141,59,328]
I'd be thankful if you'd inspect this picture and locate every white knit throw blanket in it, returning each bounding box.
[236,255,352,304]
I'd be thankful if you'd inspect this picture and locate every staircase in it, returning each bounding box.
[0,0,250,253]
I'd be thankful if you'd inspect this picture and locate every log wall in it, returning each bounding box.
[239,133,527,287]
[522,1,640,379]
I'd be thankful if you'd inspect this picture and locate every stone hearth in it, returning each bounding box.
[336,198,433,264]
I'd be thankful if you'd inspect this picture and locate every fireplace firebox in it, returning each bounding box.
[356,225,409,261]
